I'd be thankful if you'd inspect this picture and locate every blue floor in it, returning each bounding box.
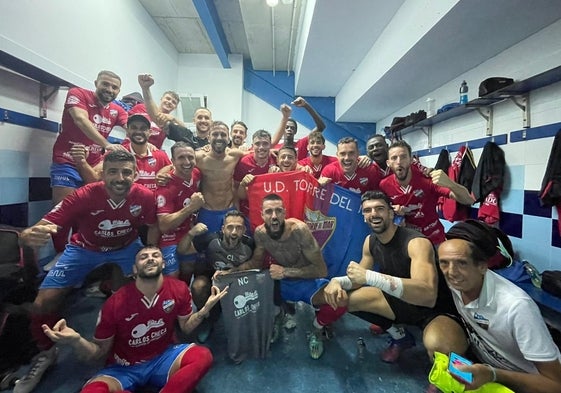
[8,292,432,393]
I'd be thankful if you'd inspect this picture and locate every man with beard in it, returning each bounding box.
[155,142,203,279]
[322,191,467,379]
[50,70,128,206]
[297,131,337,178]
[230,120,249,150]
[272,97,326,160]
[72,111,171,191]
[226,194,347,360]
[49,71,128,254]
[192,121,246,234]
[319,137,383,194]
[17,151,158,393]
[139,74,212,149]
[379,140,474,245]
[40,246,227,393]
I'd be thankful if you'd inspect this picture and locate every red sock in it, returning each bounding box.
[30,312,60,350]
[316,305,347,326]
[81,381,110,393]
[160,345,213,393]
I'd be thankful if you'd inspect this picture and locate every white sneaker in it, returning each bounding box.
[13,346,58,393]
[84,281,107,298]
[42,253,62,272]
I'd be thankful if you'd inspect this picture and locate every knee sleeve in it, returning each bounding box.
[316,305,347,326]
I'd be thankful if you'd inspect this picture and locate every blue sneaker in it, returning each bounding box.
[381,330,415,363]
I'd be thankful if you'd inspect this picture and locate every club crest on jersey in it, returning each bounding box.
[130,205,142,217]
[304,208,336,249]
[110,109,118,117]
[413,189,424,198]
[359,177,368,185]
[162,299,175,313]
[157,195,166,208]
[148,157,156,167]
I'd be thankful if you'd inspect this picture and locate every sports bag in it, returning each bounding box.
[478,77,514,97]
[542,270,561,298]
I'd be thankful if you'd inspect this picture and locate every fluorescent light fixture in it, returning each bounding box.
[266,0,279,7]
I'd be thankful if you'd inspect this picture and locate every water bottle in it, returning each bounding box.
[522,260,542,288]
[459,80,469,104]
[356,337,366,360]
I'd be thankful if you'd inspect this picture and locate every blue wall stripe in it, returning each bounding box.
[0,150,29,177]
[193,0,231,68]
[552,221,561,248]
[1,107,59,133]
[0,202,28,227]
[510,121,561,143]
[414,134,508,158]
[243,63,376,148]
[29,177,52,202]
[0,178,29,204]
[501,189,524,214]
[524,190,552,218]
[499,211,523,238]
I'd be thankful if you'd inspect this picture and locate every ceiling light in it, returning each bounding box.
[281,0,293,4]
[266,0,279,7]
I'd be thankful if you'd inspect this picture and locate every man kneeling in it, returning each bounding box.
[42,245,227,393]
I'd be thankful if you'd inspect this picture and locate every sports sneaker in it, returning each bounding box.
[369,323,385,335]
[380,330,415,363]
[308,330,324,360]
[13,346,58,393]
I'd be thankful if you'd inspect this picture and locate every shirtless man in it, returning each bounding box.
[228,194,345,360]
[193,121,246,233]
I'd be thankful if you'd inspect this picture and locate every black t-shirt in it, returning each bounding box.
[168,123,209,149]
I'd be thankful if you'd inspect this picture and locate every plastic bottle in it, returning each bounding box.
[522,260,542,288]
[459,80,469,104]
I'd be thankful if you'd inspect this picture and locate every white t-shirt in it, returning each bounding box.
[451,270,560,373]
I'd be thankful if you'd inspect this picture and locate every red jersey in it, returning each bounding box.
[233,154,277,216]
[273,136,309,160]
[128,147,171,191]
[379,173,450,245]
[52,88,128,166]
[94,277,192,366]
[43,182,157,251]
[298,155,338,179]
[155,170,202,247]
[320,161,382,194]
[129,103,167,149]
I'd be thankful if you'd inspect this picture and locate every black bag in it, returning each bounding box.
[478,77,514,97]
[542,270,561,298]
[0,226,40,376]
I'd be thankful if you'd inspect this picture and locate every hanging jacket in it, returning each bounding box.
[539,128,561,207]
[442,146,475,222]
[472,142,505,202]
[434,149,450,172]
[539,128,561,235]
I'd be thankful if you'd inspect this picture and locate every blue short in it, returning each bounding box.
[161,245,193,275]
[280,278,329,305]
[40,239,143,289]
[88,343,193,391]
[196,207,236,233]
[50,163,84,189]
